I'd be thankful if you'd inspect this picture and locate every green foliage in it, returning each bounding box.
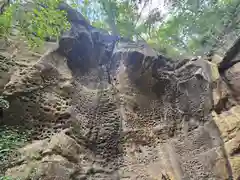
[0,126,29,165]
[0,176,22,180]
[85,0,239,57]
[95,0,143,37]
[0,0,239,57]
[0,0,71,48]
[156,0,240,56]
[0,176,17,180]
[0,176,12,180]
[0,96,9,110]
[0,2,16,37]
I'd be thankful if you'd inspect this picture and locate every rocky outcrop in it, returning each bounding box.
[5,131,79,179]
[212,55,240,179]
[0,4,239,180]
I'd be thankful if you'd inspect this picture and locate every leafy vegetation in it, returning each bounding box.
[0,126,30,175]
[0,0,239,57]
[79,0,240,58]
[0,126,28,157]
[0,176,22,180]
[0,176,17,180]
[0,0,71,48]
[0,96,9,110]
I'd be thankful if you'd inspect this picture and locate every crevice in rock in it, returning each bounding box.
[214,95,235,114]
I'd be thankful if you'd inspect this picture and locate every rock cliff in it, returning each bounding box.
[0,4,239,180]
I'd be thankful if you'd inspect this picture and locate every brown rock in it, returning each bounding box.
[229,156,240,180]
[32,155,77,180]
[213,86,240,180]
[225,131,240,156]
[19,139,48,161]
[226,62,240,101]
[1,5,239,180]
[44,131,82,163]
[2,42,234,179]
[5,162,40,180]
[5,132,79,180]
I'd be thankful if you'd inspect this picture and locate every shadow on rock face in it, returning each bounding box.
[152,78,171,98]
[124,51,145,72]
[58,24,94,75]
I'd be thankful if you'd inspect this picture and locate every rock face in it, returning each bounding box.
[212,57,240,180]
[0,4,239,180]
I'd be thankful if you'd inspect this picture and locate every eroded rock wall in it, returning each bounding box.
[0,4,239,180]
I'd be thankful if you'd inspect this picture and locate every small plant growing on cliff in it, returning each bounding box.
[0,126,28,157]
[0,176,14,180]
[0,0,71,48]
[0,96,9,110]
[0,126,29,175]
[0,176,21,180]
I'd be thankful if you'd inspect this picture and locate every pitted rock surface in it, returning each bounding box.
[0,4,238,180]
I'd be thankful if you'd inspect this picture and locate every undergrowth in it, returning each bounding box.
[0,176,22,180]
[0,176,18,180]
[0,125,30,177]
